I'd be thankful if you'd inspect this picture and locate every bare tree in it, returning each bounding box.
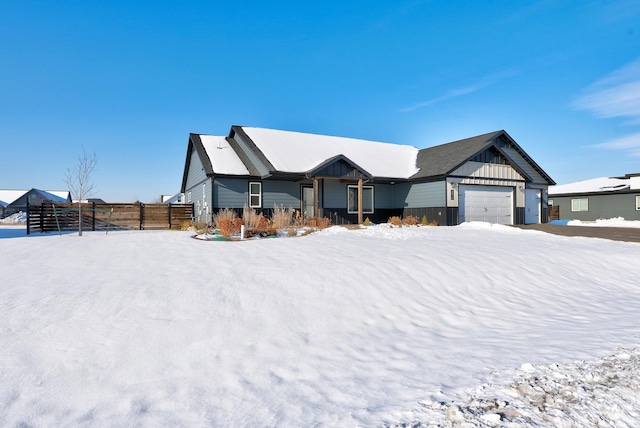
[65,149,98,236]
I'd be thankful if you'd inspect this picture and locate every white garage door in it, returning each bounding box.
[459,185,513,224]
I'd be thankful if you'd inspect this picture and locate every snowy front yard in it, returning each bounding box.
[1,223,639,426]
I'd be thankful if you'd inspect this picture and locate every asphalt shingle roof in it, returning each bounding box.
[411,131,503,179]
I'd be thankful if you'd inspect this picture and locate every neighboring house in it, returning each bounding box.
[181,126,555,225]
[548,173,640,221]
[161,193,185,204]
[0,189,72,217]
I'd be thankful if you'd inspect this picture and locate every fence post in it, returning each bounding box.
[168,203,172,229]
[139,202,144,230]
[26,199,30,235]
[92,202,96,231]
[40,203,44,233]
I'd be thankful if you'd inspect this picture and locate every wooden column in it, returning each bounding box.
[313,178,319,218]
[357,178,363,224]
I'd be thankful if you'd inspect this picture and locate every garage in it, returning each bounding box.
[459,185,513,224]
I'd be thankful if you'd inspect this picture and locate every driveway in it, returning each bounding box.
[513,224,640,243]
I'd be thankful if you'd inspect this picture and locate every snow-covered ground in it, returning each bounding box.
[551,217,640,229]
[1,223,639,426]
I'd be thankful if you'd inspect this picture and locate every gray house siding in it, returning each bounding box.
[551,192,640,221]
[214,177,249,209]
[263,181,301,208]
[185,148,208,190]
[402,181,446,208]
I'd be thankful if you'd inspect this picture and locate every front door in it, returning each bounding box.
[302,186,315,218]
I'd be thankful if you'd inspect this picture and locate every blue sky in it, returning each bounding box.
[1,1,639,202]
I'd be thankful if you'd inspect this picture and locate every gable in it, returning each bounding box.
[450,161,524,181]
[412,130,555,185]
[306,155,371,179]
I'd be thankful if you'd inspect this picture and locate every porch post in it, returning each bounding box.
[357,178,363,224]
[313,178,319,218]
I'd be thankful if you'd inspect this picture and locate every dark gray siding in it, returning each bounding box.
[323,180,345,208]
[263,181,300,208]
[402,181,446,208]
[185,148,208,190]
[214,178,249,209]
[551,192,640,221]
[374,184,393,209]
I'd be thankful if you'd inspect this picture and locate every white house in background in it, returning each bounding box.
[548,173,640,221]
[161,193,185,204]
[181,126,555,225]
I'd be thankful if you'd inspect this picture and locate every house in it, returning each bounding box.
[548,173,640,221]
[0,189,71,218]
[161,193,185,204]
[180,126,555,225]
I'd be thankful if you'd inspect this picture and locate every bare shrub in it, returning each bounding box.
[271,204,294,229]
[429,219,439,226]
[213,208,237,228]
[403,215,419,226]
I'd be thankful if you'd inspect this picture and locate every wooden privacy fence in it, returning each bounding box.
[27,202,194,234]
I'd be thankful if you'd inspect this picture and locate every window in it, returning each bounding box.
[187,191,192,203]
[347,185,374,214]
[571,198,588,212]
[249,182,262,208]
[548,199,554,206]
[636,196,640,211]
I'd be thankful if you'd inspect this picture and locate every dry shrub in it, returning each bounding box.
[403,215,419,226]
[245,227,277,238]
[218,218,244,237]
[271,204,294,229]
[307,217,332,229]
[429,219,439,226]
[421,215,428,226]
[242,204,264,229]
[213,208,237,228]
[389,216,402,226]
[180,220,193,231]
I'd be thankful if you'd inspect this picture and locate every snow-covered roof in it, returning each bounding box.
[0,189,70,206]
[241,127,420,178]
[549,177,630,195]
[200,135,250,175]
[0,190,28,206]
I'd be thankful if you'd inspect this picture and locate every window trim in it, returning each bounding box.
[249,182,262,208]
[571,197,588,212]
[347,184,374,214]
[636,195,640,211]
